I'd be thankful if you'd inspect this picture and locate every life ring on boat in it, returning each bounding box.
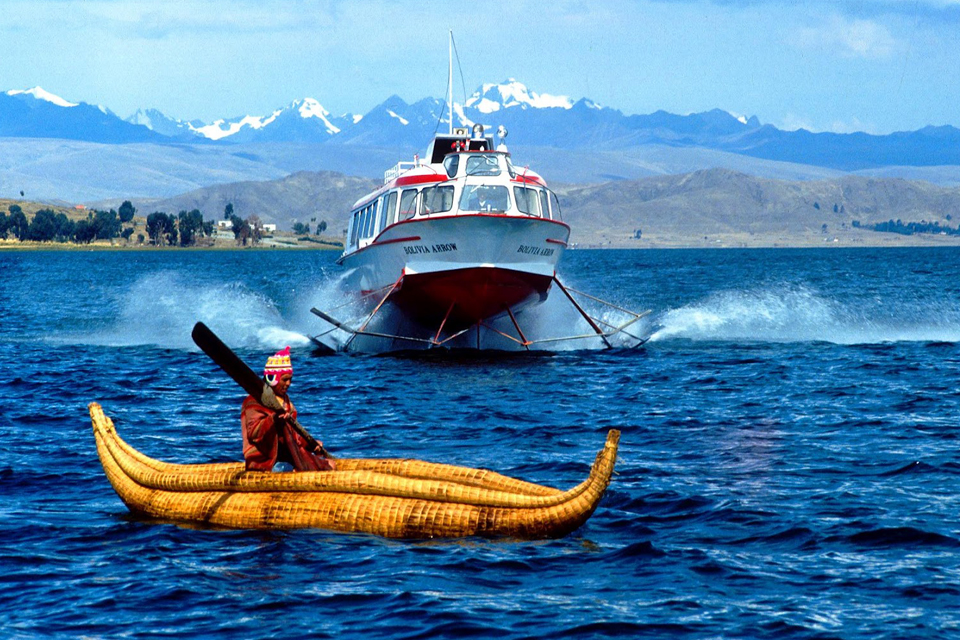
[451,140,464,151]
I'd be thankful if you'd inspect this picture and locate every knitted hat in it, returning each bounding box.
[264,346,293,387]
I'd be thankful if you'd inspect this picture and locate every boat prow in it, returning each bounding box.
[90,403,619,539]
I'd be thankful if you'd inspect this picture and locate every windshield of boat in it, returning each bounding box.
[421,185,455,215]
[465,155,501,176]
[459,185,510,212]
[443,154,460,178]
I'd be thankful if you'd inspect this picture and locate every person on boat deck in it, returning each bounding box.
[241,346,335,472]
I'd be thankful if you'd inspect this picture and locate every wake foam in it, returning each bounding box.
[650,286,960,345]
[62,271,312,350]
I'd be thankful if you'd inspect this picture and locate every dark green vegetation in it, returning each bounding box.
[1,199,336,248]
[0,204,124,244]
[864,219,960,237]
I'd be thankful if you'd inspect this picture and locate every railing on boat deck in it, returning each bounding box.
[384,160,419,183]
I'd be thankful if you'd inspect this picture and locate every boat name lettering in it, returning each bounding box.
[404,243,458,255]
[517,245,554,257]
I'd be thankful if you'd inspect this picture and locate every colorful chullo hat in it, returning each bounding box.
[264,346,293,387]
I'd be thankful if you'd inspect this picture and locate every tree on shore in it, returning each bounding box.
[26,209,59,241]
[118,201,136,224]
[93,209,122,240]
[73,219,97,244]
[53,213,74,242]
[23,209,78,242]
[293,222,310,235]
[229,214,250,245]
[146,211,177,246]
[177,209,205,246]
[0,212,8,239]
[247,215,264,246]
[7,206,29,240]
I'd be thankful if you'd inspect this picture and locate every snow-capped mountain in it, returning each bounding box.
[132,98,350,143]
[212,98,349,143]
[4,80,960,172]
[1,86,163,142]
[464,79,575,113]
[7,86,79,108]
[127,108,205,140]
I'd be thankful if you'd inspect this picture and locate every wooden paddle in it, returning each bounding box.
[191,321,334,459]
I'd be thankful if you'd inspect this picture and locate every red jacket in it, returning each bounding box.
[241,395,334,472]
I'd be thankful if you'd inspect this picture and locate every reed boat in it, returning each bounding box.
[90,403,619,539]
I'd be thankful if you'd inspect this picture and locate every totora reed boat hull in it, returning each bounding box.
[90,403,619,539]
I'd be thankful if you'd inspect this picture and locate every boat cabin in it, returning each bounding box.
[344,128,562,255]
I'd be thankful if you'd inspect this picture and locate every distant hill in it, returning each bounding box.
[558,169,960,246]
[90,167,960,248]
[103,171,379,236]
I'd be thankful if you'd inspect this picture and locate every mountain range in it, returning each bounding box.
[4,81,960,191]
[4,81,960,237]
[17,81,960,174]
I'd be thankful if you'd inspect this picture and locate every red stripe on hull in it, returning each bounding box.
[393,267,552,329]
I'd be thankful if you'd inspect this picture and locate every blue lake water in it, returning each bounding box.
[1,247,959,638]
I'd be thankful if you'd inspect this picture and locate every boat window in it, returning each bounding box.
[421,185,454,215]
[513,186,541,217]
[539,189,550,220]
[359,207,370,239]
[364,203,377,238]
[399,189,419,220]
[347,211,359,248]
[382,191,398,228]
[550,191,563,222]
[465,155,500,176]
[443,154,460,178]
[375,196,387,234]
[459,185,510,212]
[369,200,380,236]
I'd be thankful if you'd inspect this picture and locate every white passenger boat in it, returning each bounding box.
[311,37,648,352]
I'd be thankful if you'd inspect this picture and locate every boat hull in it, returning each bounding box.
[340,214,569,329]
[394,266,552,328]
[90,403,618,539]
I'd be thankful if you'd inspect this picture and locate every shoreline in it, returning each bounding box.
[0,239,344,251]
[4,229,960,251]
[4,239,960,251]
[571,230,960,250]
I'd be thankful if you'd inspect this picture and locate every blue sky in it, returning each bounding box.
[1,0,958,134]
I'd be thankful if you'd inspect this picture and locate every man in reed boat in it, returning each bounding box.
[241,346,335,472]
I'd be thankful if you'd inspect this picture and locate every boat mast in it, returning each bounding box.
[447,30,454,135]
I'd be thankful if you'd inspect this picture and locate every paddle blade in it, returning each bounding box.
[191,322,264,399]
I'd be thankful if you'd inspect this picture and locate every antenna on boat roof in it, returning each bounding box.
[448,30,453,135]
[434,31,466,137]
